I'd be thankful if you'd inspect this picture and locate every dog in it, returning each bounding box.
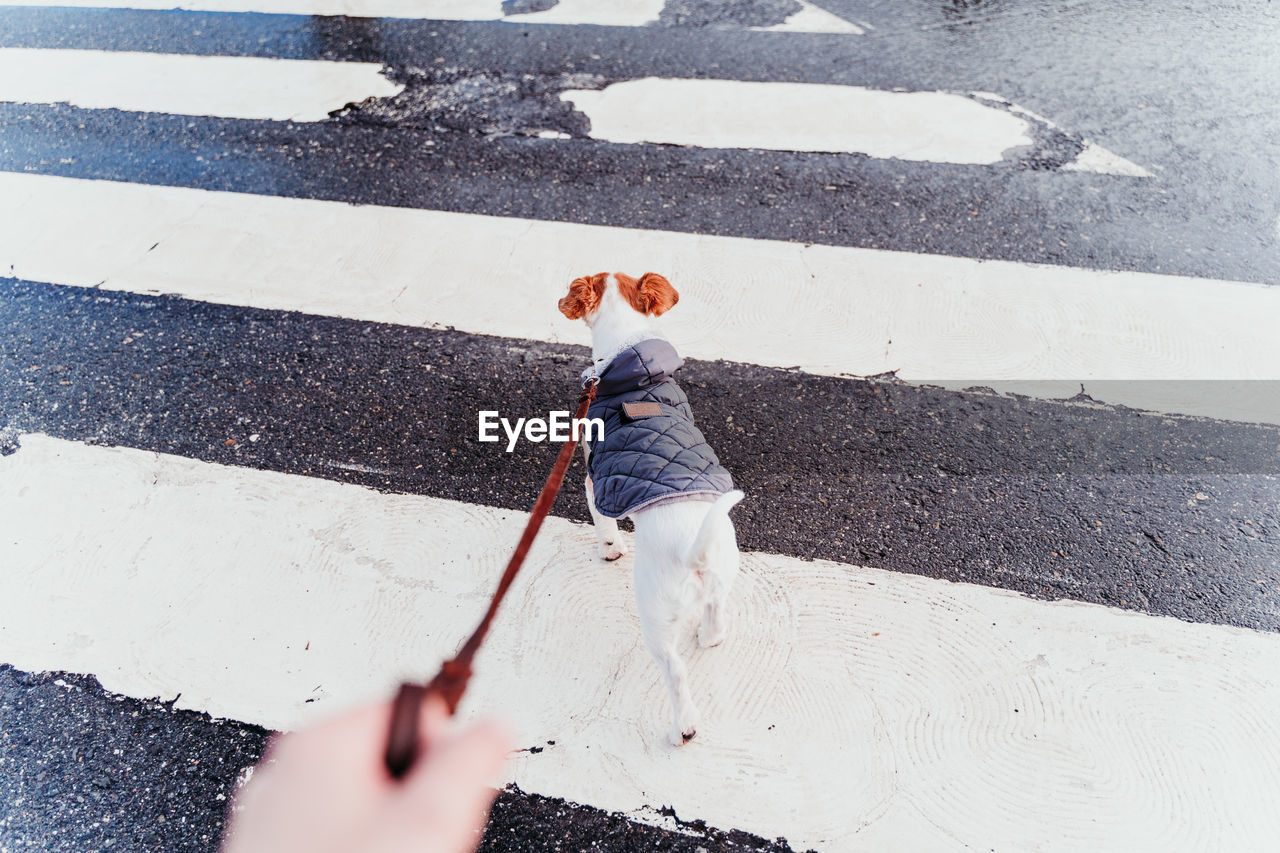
[559,271,744,746]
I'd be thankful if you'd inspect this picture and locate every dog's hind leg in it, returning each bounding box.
[639,614,700,746]
[633,547,700,744]
[698,562,734,648]
[693,499,742,648]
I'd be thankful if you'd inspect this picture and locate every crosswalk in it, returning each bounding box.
[2,2,1279,851]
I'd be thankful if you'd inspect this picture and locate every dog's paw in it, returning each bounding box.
[697,624,726,648]
[668,724,697,746]
[599,540,627,562]
[668,709,700,746]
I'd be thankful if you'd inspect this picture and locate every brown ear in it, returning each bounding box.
[558,273,606,320]
[637,272,678,316]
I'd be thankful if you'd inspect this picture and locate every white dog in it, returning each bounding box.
[559,271,744,745]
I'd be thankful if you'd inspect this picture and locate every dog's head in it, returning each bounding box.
[558,272,679,323]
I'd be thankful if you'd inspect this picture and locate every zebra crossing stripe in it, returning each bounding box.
[0,48,402,121]
[2,172,1277,423]
[0,47,1137,172]
[0,0,861,32]
[561,78,1143,170]
[0,49,1133,173]
[750,1,863,34]
[0,0,650,24]
[3,432,1279,850]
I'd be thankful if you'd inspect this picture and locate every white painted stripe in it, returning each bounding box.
[0,48,401,121]
[566,79,1150,174]
[2,173,1277,423]
[3,434,1279,850]
[0,52,1132,172]
[502,0,664,27]
[1062,141,1156,177]
[562,78,1033,164]
[0,0,533,21]
[751,0,864,34]
[0,0,645,26]
[0,0,862,32]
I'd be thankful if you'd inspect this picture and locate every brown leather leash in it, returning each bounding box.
[383,377,600,779]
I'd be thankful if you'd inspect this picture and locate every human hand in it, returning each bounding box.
[220,695,511,853]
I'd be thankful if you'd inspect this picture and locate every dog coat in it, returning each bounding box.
[583,338,734,518]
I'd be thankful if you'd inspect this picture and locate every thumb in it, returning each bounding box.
[394,716,513,849]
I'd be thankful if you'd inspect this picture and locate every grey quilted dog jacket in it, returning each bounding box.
[584,338,734,518]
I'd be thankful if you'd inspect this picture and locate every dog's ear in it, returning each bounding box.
[558,273,606,320]
[637,272,679,317]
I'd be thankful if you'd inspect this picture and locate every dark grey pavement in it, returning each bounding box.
[0,666,798,852]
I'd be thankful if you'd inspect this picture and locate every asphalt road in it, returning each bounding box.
[1,1,1278,851]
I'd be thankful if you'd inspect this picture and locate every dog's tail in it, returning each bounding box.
[684,489,745,569]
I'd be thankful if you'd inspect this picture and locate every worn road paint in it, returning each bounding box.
[2,172,1277,422]
[0,0,607,22]
[502,0,664,27]
[562,78,1033,164]
[3,433,1280,850]
[562,80,1148,174]
[970,91,1153,177]
[0,0,858,32]
[751,1,864,34]
[1060,140,1153,177]
[0,48,401,121]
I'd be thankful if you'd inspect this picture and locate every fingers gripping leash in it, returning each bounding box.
[383,378,600,779]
